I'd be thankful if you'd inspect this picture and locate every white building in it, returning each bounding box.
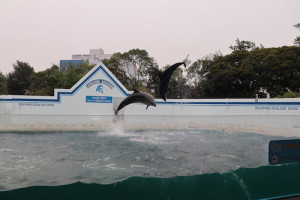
[72,48,112,65]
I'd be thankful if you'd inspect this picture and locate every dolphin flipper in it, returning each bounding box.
[114,89,156,115]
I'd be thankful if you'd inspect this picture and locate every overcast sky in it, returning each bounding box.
[1,0,299,74]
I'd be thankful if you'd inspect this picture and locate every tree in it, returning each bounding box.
[187,53,222,85]
[7,61,34,95]
[122,49,158,89]
[189,46,300,98]
[103,49,159,92]
[30,65,64,96]
[244,46,300,97]
[145,65,160,97]
[62,62,94,89]
[0,72,8,94]
[230,38,263,51]
[201,51,255,98]
[187,53,224,98]
[294,23,300,46]
[103,53,130,89]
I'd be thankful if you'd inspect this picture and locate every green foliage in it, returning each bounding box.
[7,61,34,95]
[103,49,159,94]
[277,91,300,98]
[29,62,94,96]
[120,49,159,90]
[248,46,300,97]
[61,62,94,89]
[0,72,8,94]
[295,36,300,47]
[103,53,130,89]
[2,46,300,99]
[145,66,160,98]
[229,38,263,51]
[188,46,300,98]
[30,65,63,96]
[294,23,300,46]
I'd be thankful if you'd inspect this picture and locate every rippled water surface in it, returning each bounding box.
[0,123,280,192]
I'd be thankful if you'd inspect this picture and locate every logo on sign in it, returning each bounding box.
[86,79,114,95]
[96,85,104,94]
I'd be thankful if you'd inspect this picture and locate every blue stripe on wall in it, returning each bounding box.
[156,101,300,105]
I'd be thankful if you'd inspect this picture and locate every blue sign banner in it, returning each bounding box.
[269,139,300,165]
[86,96,112,103]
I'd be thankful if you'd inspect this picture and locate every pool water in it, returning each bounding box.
[0,121,300,199]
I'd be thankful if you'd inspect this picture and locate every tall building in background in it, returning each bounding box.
[59,60,84,70]
[60,48,112,70]
[72,48,112,65]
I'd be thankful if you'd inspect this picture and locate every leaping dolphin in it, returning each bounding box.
[114,89,156,115]
[159,56,188,101]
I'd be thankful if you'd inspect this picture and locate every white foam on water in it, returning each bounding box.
[130,165,146,168]
[130,136,172,145]
[220,154,239,159]
[0,149,17,152]
[97,117,130,137]
[230,172,251,200]
[1,115,300,138]
[82,158,102,169]
[102,163,125,170]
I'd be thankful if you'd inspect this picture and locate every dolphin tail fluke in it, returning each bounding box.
[183,54,189,68]
[113,108,118,115]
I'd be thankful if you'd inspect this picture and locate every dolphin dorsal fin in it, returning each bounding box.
[133,89,140,93]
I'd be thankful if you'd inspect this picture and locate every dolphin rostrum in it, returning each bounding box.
[159,57,188,101]
[114,89,156,115]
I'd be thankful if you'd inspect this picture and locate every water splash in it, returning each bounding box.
[229,172,251,200]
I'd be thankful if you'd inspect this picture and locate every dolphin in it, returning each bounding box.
[114,89,156,115]
[159,61,187,102]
